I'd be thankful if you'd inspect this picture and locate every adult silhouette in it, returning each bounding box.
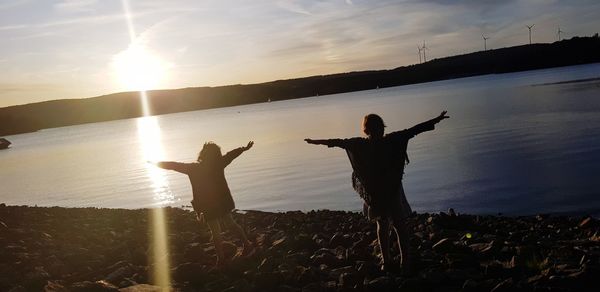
[305,111,449,272]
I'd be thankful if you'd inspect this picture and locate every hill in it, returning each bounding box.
[1,35,599,136]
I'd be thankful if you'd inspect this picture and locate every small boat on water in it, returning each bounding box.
[0,138,11,150]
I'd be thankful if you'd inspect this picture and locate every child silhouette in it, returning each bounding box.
[153,141,255,266]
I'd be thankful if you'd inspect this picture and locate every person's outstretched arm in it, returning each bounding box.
[304,138,349,148]
[406,111,450,137]
[222,141,254,167]
[151,161,192,174]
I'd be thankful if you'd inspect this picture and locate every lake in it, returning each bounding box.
[2,63,600,216]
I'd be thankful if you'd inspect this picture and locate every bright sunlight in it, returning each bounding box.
[112,44,169,91]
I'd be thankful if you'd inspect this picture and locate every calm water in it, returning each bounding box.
[2,64,600,216]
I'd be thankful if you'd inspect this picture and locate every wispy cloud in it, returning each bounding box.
[0,13,125,31]
[0,0,29,11]
[54,0,98,13]
[1,0,600,107]
[276,0,313,15]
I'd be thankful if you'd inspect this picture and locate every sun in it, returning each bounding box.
[112,44,169,91]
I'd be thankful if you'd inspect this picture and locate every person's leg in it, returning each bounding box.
[376,218,392,267]
[392,217,412,273]
[221,213,252,246]
[206,218,225,265]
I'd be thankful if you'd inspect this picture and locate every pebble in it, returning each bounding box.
[0,206,597,292]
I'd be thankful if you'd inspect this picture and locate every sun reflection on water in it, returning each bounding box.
[136,91,172,290]
[136,115,174,206]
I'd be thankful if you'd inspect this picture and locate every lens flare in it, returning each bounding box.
[121,0,172,289]
[136,94,173,290]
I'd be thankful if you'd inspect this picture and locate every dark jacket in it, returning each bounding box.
[319,118,438,204]
[160,147,245,220]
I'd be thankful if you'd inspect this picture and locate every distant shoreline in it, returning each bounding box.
[531,76,600,87]
[1,36,599,136]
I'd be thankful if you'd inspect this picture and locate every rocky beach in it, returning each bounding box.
[0,204,598,292]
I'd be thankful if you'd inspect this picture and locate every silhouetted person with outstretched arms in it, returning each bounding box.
[305,111,449,273]
[151,141,255,267]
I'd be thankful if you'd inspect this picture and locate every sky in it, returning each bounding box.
[1,0,599,108]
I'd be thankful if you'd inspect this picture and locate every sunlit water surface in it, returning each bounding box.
[2,64,600,216]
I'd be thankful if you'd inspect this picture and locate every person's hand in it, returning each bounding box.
[437,111,450,121]
[304,138,315,144]
[244,141,254,151]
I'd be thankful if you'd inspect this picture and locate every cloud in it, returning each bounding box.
[0,82,64,93]
[0,13,124,31]
[2,0,600,107]
[276,0,313,15]
[0,0,29,10]
[54,0,98,13]
[0,24,28,31]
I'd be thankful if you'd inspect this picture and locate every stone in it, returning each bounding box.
[490,278,514,292]
[220,279,253,292]
[432,238,456,254]
[448,208,457,216]
[24,266,51,291]
[339,272,361,288]
[118,284,163,292]
[271,236,287,248]
[296,266,318,286]
[579,217,593,228]
[445,253,478,269]
[7,286,27,292]
[254,272,282,290]
[44,281,66,292]
[330,266,355,279]
[105,265,133,285]
[364,276,392,292]
[462,279,479,292]
[70,280,119,292]
[301,282,322,292]
[277,285,301,292]
[311,252,339,267]
[183,242,206,262]
[222,241,238,258]
[171,262,205,282]
[258,257,278,272]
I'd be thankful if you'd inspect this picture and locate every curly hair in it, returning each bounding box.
[197,142,222,162]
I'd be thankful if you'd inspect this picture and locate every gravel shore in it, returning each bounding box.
[0,204,598,291]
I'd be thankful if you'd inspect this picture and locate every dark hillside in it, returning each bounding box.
[1,35,599,136]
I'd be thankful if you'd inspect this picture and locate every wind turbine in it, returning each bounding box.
[526,24,535,44]
[557,25,565,41]
[482,34,490,51]
[417,45,423,63]
[421,41,429,62]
